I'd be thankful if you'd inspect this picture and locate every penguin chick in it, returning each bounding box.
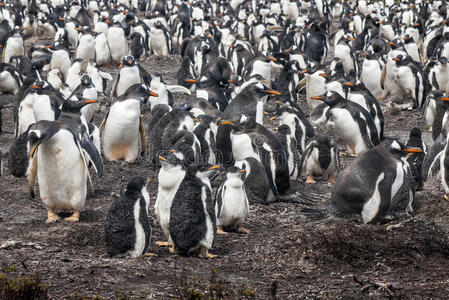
[302,135,340,184]
[169,164,217,258]
[406,128,426,191]
[105,177,152,258]
[215,166,249,234]
[330,140,420,224]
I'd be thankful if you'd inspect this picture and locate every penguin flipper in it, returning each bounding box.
[353,112,375,149]
[422,133,446,182]
[110,73,120,100]
[380,63,386,90]
[139,115,146,155]
[80,132,104,178]
[165,85,192,95]
[99,110,110,132]
[27,148,38,199]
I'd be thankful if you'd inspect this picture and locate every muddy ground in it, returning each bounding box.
[1,52,449,299]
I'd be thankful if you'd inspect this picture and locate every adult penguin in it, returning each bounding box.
[276,124,301,179]
[0,62,22,95]
[422,119,449,200]
[75,26,95,61]
[101,84,158,162]
[221,115,291,196]
[150,21,172,56]
[95,31,110,66]
[110,55,142,98]
[329,140,419,224]
[188,76,228,112]
[304,20,328,64]
[129,32,146,60]
[192,115,218,164]
[107,20,127,63]
[27,100,103,223]
[361,50,385,100]
[423,90,445,132]
[431,93,449,140]
[3,26,24,63]
[105,177,152,258]
[169,164,217,258]
[428,56,449,92]
[334,35,358,77]
[312,91,379,156]
[67,74,98,122]
[216,82,281,166]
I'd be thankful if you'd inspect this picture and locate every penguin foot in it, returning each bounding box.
[46,209,61,224]
[64,210,80,222]
[327,175,335,183]
[217,226,228,235]
[236,226,250,234]
[169,244,175,253]
[199,247,217,259]
[376,97,382,102]
[155,241,172,247]
[143,252,157,257]
[444,194,449,201]
[349,153,359,157]
[305,175,316,184]
[429,125,433,132]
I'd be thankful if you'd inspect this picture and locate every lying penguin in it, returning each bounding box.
[105,177,153,258]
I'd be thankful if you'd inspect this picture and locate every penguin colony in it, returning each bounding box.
[0,0,448,258]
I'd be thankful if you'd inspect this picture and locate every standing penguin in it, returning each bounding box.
[68,74,98,122]
[302,135,340,183]
[3,26,24,63]
[107,21,127,63]
[276,124,302,179]
[75,27,95,61]
[334,35,358,77]
[215,166,249,234]
[110,55,142,98]
[330,140,419,223]
[312,91,380,156]
[105,177,153,258]
[150,21,172,56]
[406,128,426,191]
[27,100,103,223]
[101,84,158,162]
[129,32,146,61]
[169,164,217,258]
[361,50,385,100]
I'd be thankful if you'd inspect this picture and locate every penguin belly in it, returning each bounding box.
[95,33,110,66]
[154,167,186,240]
[396,66,418,104]
[424,99,436,128]
[361,60,384,99]
[230,133,259,161]
[331,108,369,154]
[80,88,98,122]
[103,100,141,162]
[76,35,95,61]
[150,29,168,56]
[217,180,248,229]
[17,95,36,136]
[385,50,406,95]
[32,95,55,122]
[250,60,271,81]
[306,73,326,110]
[37,130,87,211]
[4,37,23,63]
[116,67,141,97]
[128,200,147,257]
[0,71,19,94]
[107,28,127,62]
[304,147,323,176]
[50,50,71,80]
[334,44,354,73]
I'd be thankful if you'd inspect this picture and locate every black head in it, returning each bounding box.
[242,81,281,98]
[311,91,344,107]
[61,99,97,113]
[157,151,185,168]
[408,127,422,141]
[30,81,52,94]
[392,54,409,66]
[80,74,92,86]
[277,124,292,135]
[403,34,414,44]
[226,165,245,177]
[122,55,135,66]
[381,139,423,159]
[439,56,448,66]
[124,177,149,199]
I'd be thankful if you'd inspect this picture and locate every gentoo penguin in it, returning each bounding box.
[101,84,157,162]
[304,20,328,64]
[391,54,430,109]
[406,128,426,191]
[329,140,419,223]
[192,115,217,164]
[107,21,127,63]
[431,93,449,140]
[361,51,385,100]
[105,177,152,258]
[276,124,302,179]
[75,27,95,61]
[312,91,380,156]
[303,66,327,111]
[428,56,449,92]
[423,90,445,131]
[27,100,103,223]
[8,128,30,177]
[68,74,98,122]
[110,55,142,98]
[3,26,24,63]
[234,157,274,204]
[422,120,449,200]
[216,83,280,166]
[215,166,249,234]
[94,32,110,66]
[129,32,146,60]
[334,35,358,77]
[150,21,172,56]
[302,135,340,183]
[189,76,228,112]
[66,59,87,91]
[222,115,291,196]
[0,62,22,95]
[169,164,217,258]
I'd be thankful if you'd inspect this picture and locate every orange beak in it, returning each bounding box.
[300,69,308,74]
[185,79,197,83]
[149,91,159,97]
[268,56,277,62]
[158,156,167,161]
[31,85,39,89]
[239,169,246,173]
[441,97,449,101]
[344,82,354,86]
[319,73,327,77]
[405,147,423,153]
[81,100,97,104]
[388,42,395,45]
[392,58,401,61]
[208,165,220,170]
[265,90,281,95]
[311,96,322,100]
[220,120,233,125]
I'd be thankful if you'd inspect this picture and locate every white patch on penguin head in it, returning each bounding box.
[390,140,401,151]
[326,91,332,98]
[240,114,248,123]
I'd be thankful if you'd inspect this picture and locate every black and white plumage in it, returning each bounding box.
[406,128,426,191]
[215,166,249,234]
[302,135,340,184]
[105,177,152,258]
[169,164,217,258]
[330,140,418,224]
